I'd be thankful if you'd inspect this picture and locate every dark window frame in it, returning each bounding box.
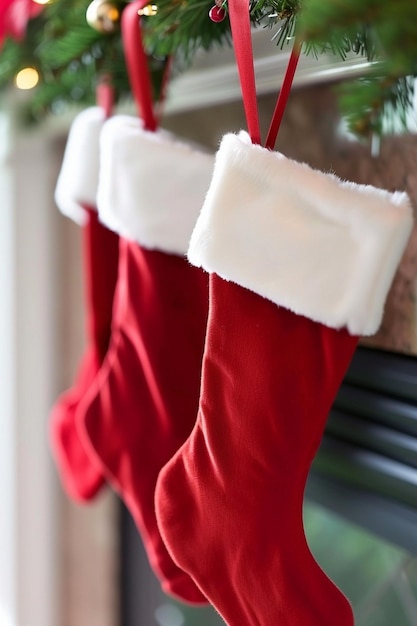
[308,346,417,555]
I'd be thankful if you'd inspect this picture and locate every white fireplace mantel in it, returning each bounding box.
[165,28,372,114]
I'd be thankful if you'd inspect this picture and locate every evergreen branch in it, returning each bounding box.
[0,0,416,138]
[338,72,416,137]
[143,0,230,60]
[298,0,417,69]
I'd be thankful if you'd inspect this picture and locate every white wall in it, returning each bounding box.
[0,112,18,626]
[0,113,61,626]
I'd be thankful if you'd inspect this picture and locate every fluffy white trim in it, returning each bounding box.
[55,107,105,225]
[188,131,413,336]
[97,115,214,255]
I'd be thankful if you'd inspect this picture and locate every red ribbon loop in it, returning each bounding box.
[96,75,114,119]
[227,0,301,149]
[121,0,158,131]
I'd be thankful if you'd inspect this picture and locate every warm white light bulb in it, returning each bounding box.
[14,67,40,90]
[138,4,158,16]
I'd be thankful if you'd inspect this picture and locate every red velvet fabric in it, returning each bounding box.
[156,273,359,625]
[49,208,119,501]
[77,238,209,604]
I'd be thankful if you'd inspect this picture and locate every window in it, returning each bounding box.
[309,346,417,553]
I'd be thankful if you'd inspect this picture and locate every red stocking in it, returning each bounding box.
[155,132,413,625]
[77,116,213,603]
[50,108,119,501]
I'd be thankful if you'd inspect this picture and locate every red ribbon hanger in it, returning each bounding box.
[227,0,302,149]
[122,0,299,146]
[96,74,114,119]
[121,0,159,131]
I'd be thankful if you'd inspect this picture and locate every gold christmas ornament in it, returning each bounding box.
[86,0,121,33]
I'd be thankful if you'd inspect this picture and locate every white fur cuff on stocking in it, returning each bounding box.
[54,107,105,225]
[97,116,214,256]
[188,131,413,336]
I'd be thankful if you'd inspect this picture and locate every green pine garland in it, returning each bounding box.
[0,0,416,136]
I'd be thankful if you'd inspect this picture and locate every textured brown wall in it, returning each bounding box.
[165,84,417,355]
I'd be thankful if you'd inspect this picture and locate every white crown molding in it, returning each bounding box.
[165,28,372,114]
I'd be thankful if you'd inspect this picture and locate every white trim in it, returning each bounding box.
[54,107,105,224]
[0,113,60,626]
[13,129,60,626]
[188,131,413,336]
[97,116,214,254]
[165,29,373,114]
[0,113,17,626]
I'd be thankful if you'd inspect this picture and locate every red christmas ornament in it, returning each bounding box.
[0,0,44,49]
[208,4,226,22]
